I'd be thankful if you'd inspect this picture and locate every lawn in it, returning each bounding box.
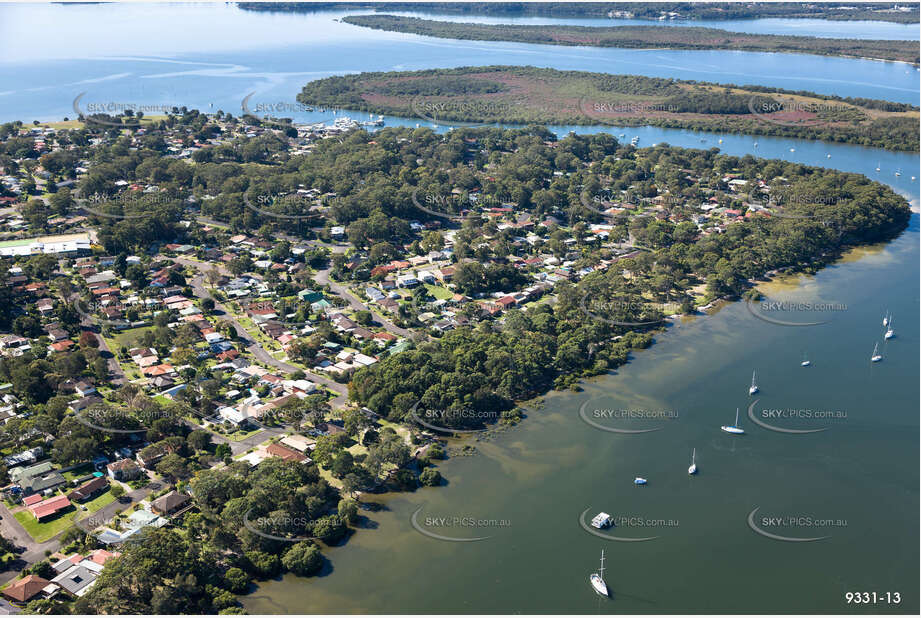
[15,508,78,543]
[424,284,454,300]
[77,489,118,516]
[108,325,155,351]
[14,489,118,543]
[62,463,94,481]
[222,427,264,442]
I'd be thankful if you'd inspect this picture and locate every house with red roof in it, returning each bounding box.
[30,495,72,521]
[2,574,51,603]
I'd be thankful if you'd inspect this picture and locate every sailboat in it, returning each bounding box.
[721,408,745,434]
[801,352,811,367]
[749,370,759,395]
[871,342,882,362]
[826,153,831,158]
[885,316,895,340]
[590,550,609,597]
[876,163,881,172]
[895,168,901,177]
[688,448,698,475]
[789,147,795,152]
[883,311,890,327]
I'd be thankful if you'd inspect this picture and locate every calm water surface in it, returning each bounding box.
[245,216,919,614]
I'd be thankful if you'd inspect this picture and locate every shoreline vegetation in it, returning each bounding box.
[338,15,921,64]
[0,109,911,612]
[296,66,920,152]
[238,2,921,24]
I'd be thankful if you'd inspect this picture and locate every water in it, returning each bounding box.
[0,3,918,129]
[245,217,919,613]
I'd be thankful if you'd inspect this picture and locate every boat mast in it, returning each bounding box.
[599,550,605,577]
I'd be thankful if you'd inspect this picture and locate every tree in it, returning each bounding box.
[110,484,125,499]
[223,567,250,594]
[79,330,99,348]
[187,430,212,452]
[281,542,323,576]
[155,453,190,481]
[419,468,442,487]
[337,498,359,525]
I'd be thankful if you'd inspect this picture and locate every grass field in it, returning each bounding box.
[424,284,454,300]
[14,488,118,543]
[15,508,78,543]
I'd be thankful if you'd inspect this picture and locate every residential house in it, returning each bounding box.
[2,575,51,604]
[150,490,190,516]
[68,477,109,503]
[106,458,142,481]
[30,495,72,521]
[266,442,309,463]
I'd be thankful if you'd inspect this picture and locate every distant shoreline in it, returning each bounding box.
[339,14,921,65]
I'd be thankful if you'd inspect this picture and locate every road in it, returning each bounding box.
[313,264,416,339]
[173,257,349,408]
[0,478,159,586]
[68,292,127,387]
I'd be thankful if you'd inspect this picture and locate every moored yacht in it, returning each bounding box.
[885,317,894,340]
[749,370,759,395]
[633,477,647,485]
[688,448,697,475]
[801,352,811,367]
[590,550,609,597]
[871,342,882,363]
[721,408,744,434]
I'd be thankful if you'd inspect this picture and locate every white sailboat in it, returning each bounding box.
[871,342,882,363]
[688,448,698,475]
[895,168,901,177]
[590,550,609,597]
[875,162,881,172]
[749,370,759,395]
[801,352,811,367]
[885,317,894,340]
[883,310,890,327]
[721,408,745,434]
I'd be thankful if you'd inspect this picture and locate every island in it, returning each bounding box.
[296,66,920,151]
[240,2,920,24]
[339,14,921,64]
